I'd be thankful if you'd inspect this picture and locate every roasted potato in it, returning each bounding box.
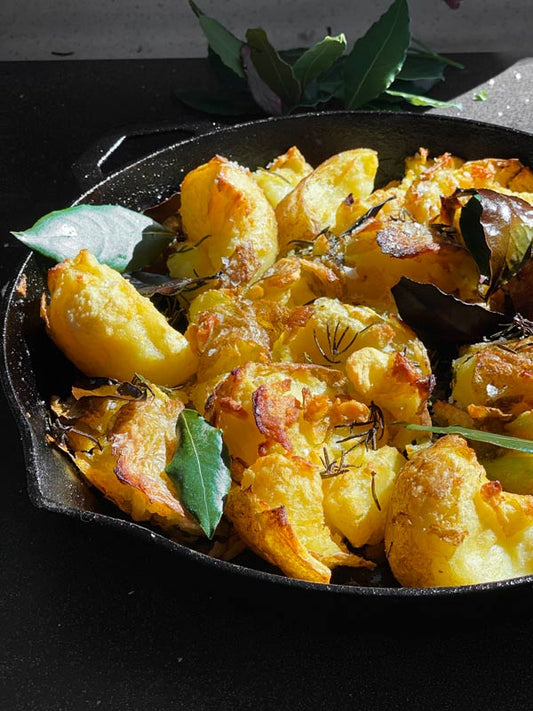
[51,381,202,537]
[42,249,197,386]
[167,155,278,287]
[451,336,533,413]
[433,337,533,496]
[322,445,406,548]
[253,146,313,208]
[204,360,373,468]
[39,142,533,589]
[342,219,481,312]
[385,434,533,587]
[275,148,378,252]
[226,452,371,583]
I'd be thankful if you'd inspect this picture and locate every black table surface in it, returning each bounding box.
[2,55,533,710]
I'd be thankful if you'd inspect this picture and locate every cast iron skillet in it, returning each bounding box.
[3,110,533,602]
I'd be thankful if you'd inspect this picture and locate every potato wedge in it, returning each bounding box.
[168,155,278,286]
[385,434,533,587]
[226,452,372,583]
[275,148,378,252]
[51,383,202,536]
[42,249,197,386]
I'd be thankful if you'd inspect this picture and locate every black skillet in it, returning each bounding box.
[3,110,533,604]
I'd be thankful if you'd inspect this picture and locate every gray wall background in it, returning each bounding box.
[2,0,530,61]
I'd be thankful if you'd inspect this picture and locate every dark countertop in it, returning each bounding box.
[2,55,533,710]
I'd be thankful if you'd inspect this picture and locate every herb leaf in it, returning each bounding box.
[401,423,533,454]
[189,1,245,78]
[165,409,231,539]
[10,204,174,272]
[241,43,284,115]
[343,0,410,109]
[385,88,461,109]
[391,277,506,346]
[460,189,533,297]
[244,28,302,111]
[397,53,446,82]
[292,34,347,87]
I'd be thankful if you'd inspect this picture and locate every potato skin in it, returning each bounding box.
[385,435,533,587]
[42,249,197,386]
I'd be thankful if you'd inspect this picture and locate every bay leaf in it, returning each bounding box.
[244,28,301,112]
[241,43,283,115]
[11,204,174,272]
[460,189,533,297]
[190,1,245,78]
[292,34,347,87]
[391,276,507,346]
[343,0,410,109]
[166,409,231,539]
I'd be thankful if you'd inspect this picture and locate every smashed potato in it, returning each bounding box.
[39,141,533,589]
[167,155,278,287]
[226,452,371,583]
[42,249,197,386]
[385,435,533,587]
[275,148,378,252]
[51,382,202,537]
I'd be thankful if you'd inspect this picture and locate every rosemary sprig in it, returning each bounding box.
[319,447,353,478]
[173,233,211,254]
[488,313,533,342]
[370,470,381,511]
[338,196,396,237]
[313,321,358,364]
[335,402,385,452]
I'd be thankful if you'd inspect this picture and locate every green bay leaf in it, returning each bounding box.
[245,28,301,111]
[385,88,461,108]
[292,34,347,87]
[343,0,410,110]
[165,409,231,539]
[10,204,174,272]
[190,1,245,78]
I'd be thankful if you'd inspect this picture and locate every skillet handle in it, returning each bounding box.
[72,119,225,193]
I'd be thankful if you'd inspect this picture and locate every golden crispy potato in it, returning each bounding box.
[42,249,197,386]
[167,155,278,286]
[51,382,202,536]
[433,338,533,497]
[225,452,372,583]
[385,434,533,587]
[186,288,273,383]
[322,445,406,548]
[275,296,430,376]
[451,337,533,412]
[253,146,314,208]
[246,256,345,308]
[342,221,481,312]
[204,360,371,468]
[388,151,533,226]
[345,347,431,422]
[275,148,378,252]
